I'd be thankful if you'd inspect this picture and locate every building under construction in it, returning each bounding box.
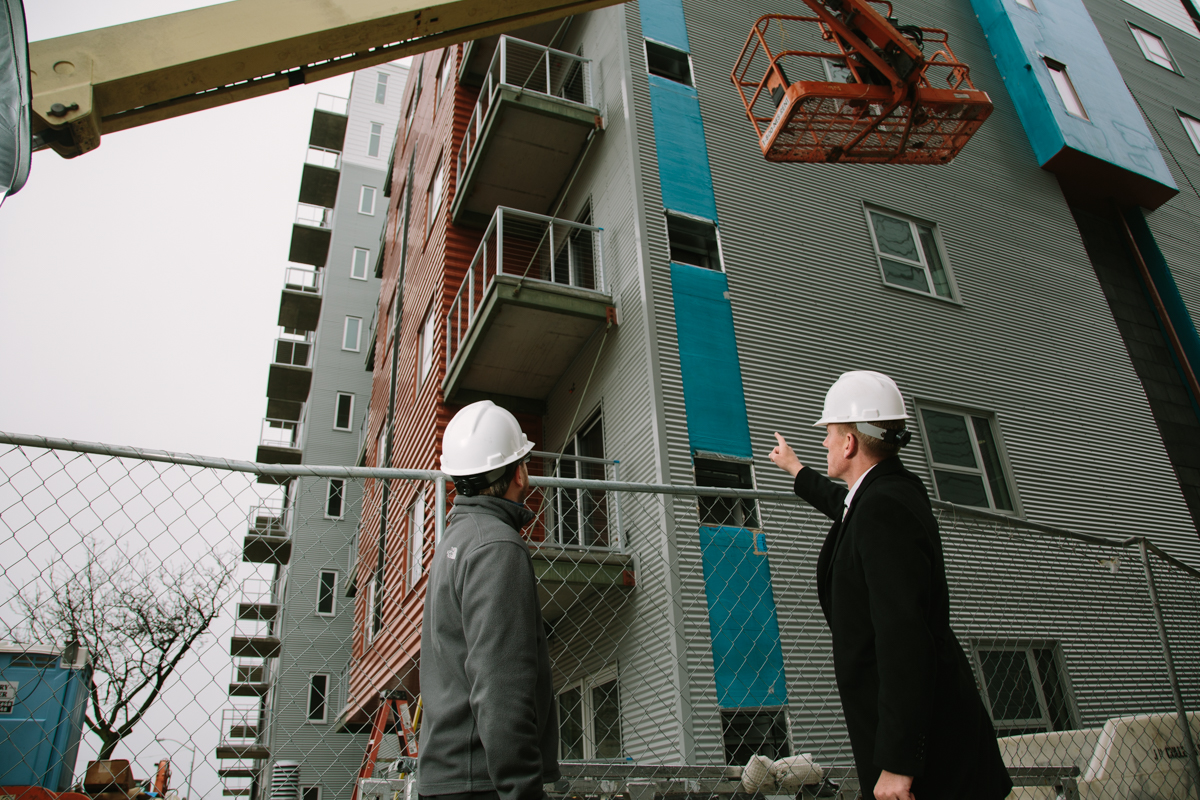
[334,0,1200,776]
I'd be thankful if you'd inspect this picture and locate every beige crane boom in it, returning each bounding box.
[29,0,625,159]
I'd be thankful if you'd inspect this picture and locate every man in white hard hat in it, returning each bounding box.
[418,400,560,800]
[769,372,1011,800]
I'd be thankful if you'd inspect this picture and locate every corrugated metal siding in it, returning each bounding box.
[343,63,412,169]
[1120,0,1200,38]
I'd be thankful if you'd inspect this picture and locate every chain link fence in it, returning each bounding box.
[2,434,1199,800]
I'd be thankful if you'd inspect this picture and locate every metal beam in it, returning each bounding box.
[29,0,626,158]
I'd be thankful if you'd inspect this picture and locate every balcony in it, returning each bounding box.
[289,203,333,267]
[528,452,632,623]
[444,207,613,414]
[228,658,271,698]
[243,504,291,565]
[229,597,281,659]
[299,163,340,209]
[215,707,270,761]
[256,418,303,466]
[278,266,323,331]
[310,93,348,151]
[266,331,314,404]
[452,36,600,227]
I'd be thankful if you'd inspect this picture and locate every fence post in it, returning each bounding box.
[1139,538,1200,796]
[612,460,623,552]
[435,476,446,545]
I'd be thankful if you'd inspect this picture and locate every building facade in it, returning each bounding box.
[341,0,1200,776]
[217,62,409,800]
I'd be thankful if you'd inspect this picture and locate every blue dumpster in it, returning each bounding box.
[0,643,92,791]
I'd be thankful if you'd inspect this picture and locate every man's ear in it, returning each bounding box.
[844,430,860,459]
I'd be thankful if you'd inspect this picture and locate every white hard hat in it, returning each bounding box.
[441,400,534,477]
[814,370,910,427]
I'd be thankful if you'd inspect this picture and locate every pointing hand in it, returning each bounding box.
[769,432,803,477]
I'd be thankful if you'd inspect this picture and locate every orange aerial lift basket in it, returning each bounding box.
[731,0,993,164]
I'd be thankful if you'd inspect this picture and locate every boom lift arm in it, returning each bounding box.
[21,0,625,161]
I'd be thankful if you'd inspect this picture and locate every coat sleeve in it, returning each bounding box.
[460,540,547,800]
[854,494,937,777]
[793,466,849,522]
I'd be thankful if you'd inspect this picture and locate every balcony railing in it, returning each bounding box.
[219,707,266,746]
[260,418,301,451]
[532,450,623,552]
[247,500,287,535]
[446,207,604,364]
[305,146,341,170]
[296,203,333,229]
[315,93,348,115]
[457,36,593,187]
[272,334,313,369]
[283,265,322,295]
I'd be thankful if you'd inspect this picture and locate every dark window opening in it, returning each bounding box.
[667,215,721,270]
[317,571,337,615]
[307,675,329,722]
[695,458,759,528]
[326,479,345,518]
[721,708,791,766]
[975,644,1074,736]
[334,393,354,431]
[646,41,693,86]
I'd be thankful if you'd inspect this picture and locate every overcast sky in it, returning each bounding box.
[0,0,354,461]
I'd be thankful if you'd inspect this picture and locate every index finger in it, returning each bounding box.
[773,431,787,447]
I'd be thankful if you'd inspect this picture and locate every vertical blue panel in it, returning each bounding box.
[699,527,788,708]
[970,0,1175,190]
[670,264,753,459]
[1124,208,1200,415]
[0,654,91,790]
[648,76,719,223]
[638,0,691,52]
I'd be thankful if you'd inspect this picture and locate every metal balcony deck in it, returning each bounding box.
[278,266,323,331]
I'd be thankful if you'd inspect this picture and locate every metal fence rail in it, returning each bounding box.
[1,432,1199,800]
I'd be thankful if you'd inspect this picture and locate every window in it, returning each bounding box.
[375,72,389,104]
[1043,59,1088,119]
[695,457,760,528]
[1014,0,1036,10]
[666,214,722,270]
[403,91,416,139]
[866,208,955,299]
[302,788,321,800]
[334,393,354,431]
[359,186,377,216]
[351,248,370,281]
[918,406,1016,511]
[368,122,384,157]
[646,40,693,86]
[721,708,791,766]
[342,316,362,351]
[376,425,388,468]
[325,479,345,519]
[426,154,444,236]
[558,672,622,760]
[1179,112,1200,153]
[972,643,1075,736]
[307,674,329,723]
[316,570,338,615]
[419,302,437,382]
[435,49,452,111]
[1130,26,1178,70]
[549,413,609,547]
[408,493,425,591]
[1123,0,1200,36]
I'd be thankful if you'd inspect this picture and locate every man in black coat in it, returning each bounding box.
[769,371,1011,800]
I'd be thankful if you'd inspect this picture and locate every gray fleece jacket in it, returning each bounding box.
[417,495,560,800]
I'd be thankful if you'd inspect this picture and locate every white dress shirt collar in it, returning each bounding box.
[843,463,878,518]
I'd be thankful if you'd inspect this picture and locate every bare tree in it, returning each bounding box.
[6,538,235,759]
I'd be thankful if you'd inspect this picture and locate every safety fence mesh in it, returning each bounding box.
[2,438,1199,800]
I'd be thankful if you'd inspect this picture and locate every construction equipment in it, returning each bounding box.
[731,0,992,164]
[351,691,419,800]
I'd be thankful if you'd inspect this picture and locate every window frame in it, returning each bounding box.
[435,48,453,112]
[914,401,1021,514]
[408,492,426,592]
[720,707,792,766]
[694,454,760,529]
[316,570,338,616]
[306,673,330,723]
[557,667,621,761]
[644,38,694,87]
[367,121,384,157]
[863,204,960,302]
[333,392,355,431]
[359,185,377,216]
[969,641,1079,735]
[1178,110,1200,153]
[665,211,725,272]
[426,153,445,238]
[1128,24,1181,72]
[342,316,363,352]
[547,410,611,548]
[1042,57,1089,120]
[301,788,321,800]
[351,247,371,281]
[325,478,346,520]
[419,300,437,384]
[1014,0,1037,10]
[375,72,389,104]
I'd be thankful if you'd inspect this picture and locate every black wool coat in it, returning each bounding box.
[793,457,1012,800]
